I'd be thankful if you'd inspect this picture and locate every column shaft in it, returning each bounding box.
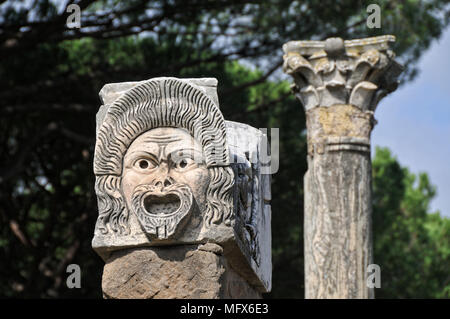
[283,36,403,298]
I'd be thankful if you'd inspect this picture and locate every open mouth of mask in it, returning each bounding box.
[132,183,194,239]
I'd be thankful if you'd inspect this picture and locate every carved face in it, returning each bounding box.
[121,127,210,239]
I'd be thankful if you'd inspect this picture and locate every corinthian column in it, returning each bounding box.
[282,36,403,298]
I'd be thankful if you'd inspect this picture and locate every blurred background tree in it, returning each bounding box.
[0,0,448,298]
[372,147,450,298]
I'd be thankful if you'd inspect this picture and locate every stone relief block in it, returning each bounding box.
[92,77,271,292]
[226,121,272,291]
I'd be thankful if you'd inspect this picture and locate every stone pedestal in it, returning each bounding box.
[92,77,271,298]
[102,244,261,299]
[283,36,403,298]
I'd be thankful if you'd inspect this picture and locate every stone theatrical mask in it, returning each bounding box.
[92,77,271,292]
[122,127,210,239]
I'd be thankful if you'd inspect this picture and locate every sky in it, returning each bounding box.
[371,27,450,218]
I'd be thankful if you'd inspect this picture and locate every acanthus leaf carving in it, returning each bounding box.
[283,35,403,112]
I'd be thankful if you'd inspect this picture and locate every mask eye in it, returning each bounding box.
[135,159,156,170]
[173,158,195,171]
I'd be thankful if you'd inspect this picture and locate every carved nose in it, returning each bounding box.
[154,177,174,188]
[164,178,173,187]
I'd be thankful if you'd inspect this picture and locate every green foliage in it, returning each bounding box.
[0,0,448,298]
[372,147,450,298]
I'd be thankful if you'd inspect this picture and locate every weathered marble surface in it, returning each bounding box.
[92,77,271,295]
[102,244,261,299]
[226,120,272,292]
[283,35,403,111]
[283,36,403,298]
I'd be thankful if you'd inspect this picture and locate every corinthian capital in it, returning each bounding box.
[283,35,403,111]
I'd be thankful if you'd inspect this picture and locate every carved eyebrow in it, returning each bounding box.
[168,148,203,157]
[124,150,158,161]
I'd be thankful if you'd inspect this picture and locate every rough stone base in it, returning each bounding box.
[102,243,262,299]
